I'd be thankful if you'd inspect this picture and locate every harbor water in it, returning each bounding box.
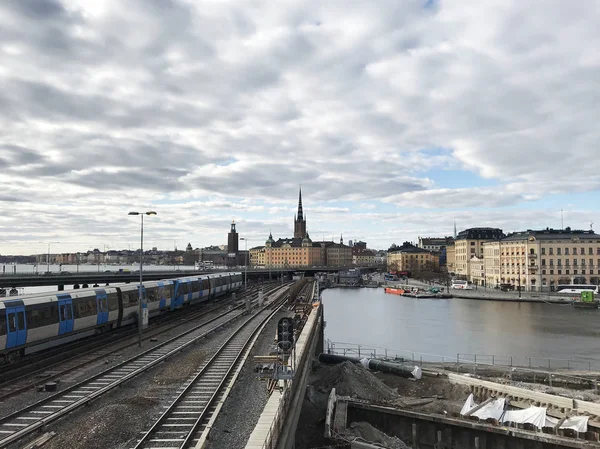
[322,287,600,370]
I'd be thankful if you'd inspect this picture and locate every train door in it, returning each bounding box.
[5,306,26,349]
[57,295,74,334]
[158,282,166,309]
[95,291,109,325]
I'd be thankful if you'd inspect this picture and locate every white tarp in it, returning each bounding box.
[460,395,506,420]
[460,393,476,416]
[411,366,422,380]
[545,415,589,433]
[461,395,589,432]
[502,406,547,430]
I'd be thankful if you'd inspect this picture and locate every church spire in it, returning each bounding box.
[297,186,304,221]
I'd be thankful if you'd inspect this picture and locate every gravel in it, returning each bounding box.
[313,361,398,403]
[6,321,235,449]
[0,300,243,416]
[205,310,291,449]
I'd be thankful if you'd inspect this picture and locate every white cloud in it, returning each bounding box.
[0,0,599,253]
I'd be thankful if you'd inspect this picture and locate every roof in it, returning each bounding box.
[501,228,600,242]
[456,228,504,241]
[389,243,432,254]
[269,237,321,248]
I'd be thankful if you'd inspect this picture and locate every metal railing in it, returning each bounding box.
[325,340,600,392]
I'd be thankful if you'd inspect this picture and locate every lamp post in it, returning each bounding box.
[39,241,59,273]
[240,237,248,290]
[128,211,157,348]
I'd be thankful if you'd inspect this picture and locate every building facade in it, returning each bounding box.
[418,236,454,252]
[387,242,440,273]
[353,249,375,265]
[483,241,501,287]
[469,256,485,286]
[446,244,456,274]
[496,228,600,292]
[454,228,504,278]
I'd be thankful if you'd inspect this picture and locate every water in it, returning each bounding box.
[0,263,196,275]
[0,264,197,295]
[322,288,600,370]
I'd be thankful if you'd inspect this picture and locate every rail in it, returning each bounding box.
[0,284,291,448]
[133,290,290,448]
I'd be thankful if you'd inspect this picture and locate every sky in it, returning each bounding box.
[0,0,599,255]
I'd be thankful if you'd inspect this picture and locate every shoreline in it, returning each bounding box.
[328,284,578,305]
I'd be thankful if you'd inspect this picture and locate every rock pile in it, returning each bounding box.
[313,361,397,403]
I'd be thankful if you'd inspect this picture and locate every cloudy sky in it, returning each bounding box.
[1,0,599,255]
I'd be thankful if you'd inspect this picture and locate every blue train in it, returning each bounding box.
[0,272,243,360]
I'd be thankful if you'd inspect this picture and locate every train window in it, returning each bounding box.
[165,285,174,299]
[192,280,200,292]
[108,293,118,311]
[8,313,16,332]
[146,288,158,303]
[17,311,25,329]
[0,317,5,336]
[202,279,210,290]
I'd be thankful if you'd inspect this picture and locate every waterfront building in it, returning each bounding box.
[387,242,440,273]
[264,232,322,267]
[446,244,456,274]
[469,256,485,286]
[417,236,454,252]
[496,228,600,292]
[454,228,504,279]
[483,241,501,287]
[374,251,387,265]
[352,249,375,265]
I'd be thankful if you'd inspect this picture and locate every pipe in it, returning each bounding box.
[318,353,429,378]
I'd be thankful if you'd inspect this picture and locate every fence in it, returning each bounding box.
[325,340,600,392]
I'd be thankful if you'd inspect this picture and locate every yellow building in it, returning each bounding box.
[496,228,600,292]
[353,249,375,265]
[249,246,265,267]
[446,244,456,274]
[387,242,440,273]
[262,232,323,268]
[483,240,501,287]
[454,228,504,278]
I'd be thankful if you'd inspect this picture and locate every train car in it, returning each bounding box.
[142,279,175,316]
[0,272,244,360]
[230,272,243,290]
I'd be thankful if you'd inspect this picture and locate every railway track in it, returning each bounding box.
[0,284,291,448]
[132,293,290,449]
[0,284,282,403]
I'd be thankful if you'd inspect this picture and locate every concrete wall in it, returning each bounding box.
[345,402,592,449]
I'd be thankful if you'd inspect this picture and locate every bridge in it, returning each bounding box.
[0,266,379,289]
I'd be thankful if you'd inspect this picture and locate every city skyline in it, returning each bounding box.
[1,1,599,254]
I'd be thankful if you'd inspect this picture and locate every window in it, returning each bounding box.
[549,260,554,266]
[541,259,546,266]
[574,259,578,266]
[581,248,585,256]
[541,247,546,255]
[566,259,570,266]
[565,248,569,255]
[557,248,562,255]
[582,270,586,275]
[566,269,570,274]
[589,248,594,255]
[573,248,578,255]
[549,248,554,255]
[557,260,562,266]
[581,259,586,266]
[558,269,562,274]
[574,269,578,275]
[550,270,554,275]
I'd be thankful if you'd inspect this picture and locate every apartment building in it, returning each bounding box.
[454,228,504,278]
[387,242,440,272]
[498,228,600,292]
[483,240,501,287]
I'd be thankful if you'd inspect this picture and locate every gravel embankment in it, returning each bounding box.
[206,309,291,449]
[0,300,243,416]
[5,317,241,449]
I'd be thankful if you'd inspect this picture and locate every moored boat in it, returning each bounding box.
[384,287,405,295]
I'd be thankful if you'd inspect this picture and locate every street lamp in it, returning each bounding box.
[240,237,248,290]
[39,241,59,273]
[128,211,157,348]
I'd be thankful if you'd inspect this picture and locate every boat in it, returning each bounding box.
[572,291,599,308]
[384,287,405,295]
[572,299,599,309]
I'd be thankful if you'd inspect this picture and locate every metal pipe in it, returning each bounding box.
[318,353,428,378]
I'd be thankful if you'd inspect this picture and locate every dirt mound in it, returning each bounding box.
[344,421,412,449]
[313,361,397,403]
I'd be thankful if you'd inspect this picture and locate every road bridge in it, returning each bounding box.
[0,266,377,289]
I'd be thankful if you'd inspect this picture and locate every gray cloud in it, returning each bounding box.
[0,0,598,252]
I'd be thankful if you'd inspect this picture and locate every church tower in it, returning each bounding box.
[293,187,307,238]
